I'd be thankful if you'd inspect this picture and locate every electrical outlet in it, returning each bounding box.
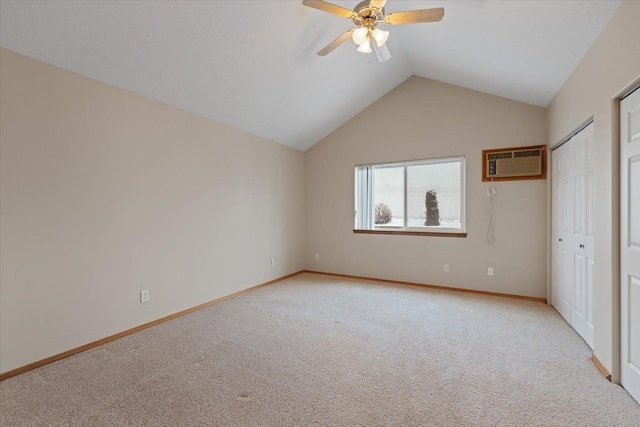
[444,264,450,272]
[271,259,276,267]
[315,253,320,260]
[140,290,149,303]
[488,267,494,276]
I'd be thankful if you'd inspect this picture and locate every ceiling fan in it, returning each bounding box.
[302,0,445,62]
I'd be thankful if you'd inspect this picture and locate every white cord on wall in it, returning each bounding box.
[487,179,496,244]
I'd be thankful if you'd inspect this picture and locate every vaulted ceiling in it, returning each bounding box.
[0,1,622,150]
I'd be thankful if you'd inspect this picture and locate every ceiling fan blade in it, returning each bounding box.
[385,7,445,25]
[317,29,355,56]
[302,0,356,19]
[370,0,387,10]
[371,41,391,62]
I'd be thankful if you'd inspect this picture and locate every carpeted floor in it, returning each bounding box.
[1,273,639,426]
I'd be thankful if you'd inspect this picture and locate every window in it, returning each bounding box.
[355,156,465,236]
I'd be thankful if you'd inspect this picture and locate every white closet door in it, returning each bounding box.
[583,124,595,346]
[552,142,571,321]
[621,88,640,404]
[569,125,593,347]
[551,123,593,348]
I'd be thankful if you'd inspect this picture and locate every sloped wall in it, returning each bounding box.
[305,76,547,298]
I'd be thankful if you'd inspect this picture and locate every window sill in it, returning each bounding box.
[353,229,467,238]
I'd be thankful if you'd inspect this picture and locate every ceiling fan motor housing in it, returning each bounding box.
[353,1,384,28]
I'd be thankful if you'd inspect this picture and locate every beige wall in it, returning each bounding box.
[0,49,306,374]
[546,0,640,381]
[305,76,548,298]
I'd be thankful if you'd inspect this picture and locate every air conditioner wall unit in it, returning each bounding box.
[482,145,546,182]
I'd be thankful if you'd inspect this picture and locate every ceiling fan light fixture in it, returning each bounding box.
[356,37,372,53]
[371,28,389,47]
[352,27,369,45]
[303,0,445,62]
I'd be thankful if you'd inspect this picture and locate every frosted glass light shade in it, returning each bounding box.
[352,27,369,45]
[357,38,372,53]
[371,28,389,47]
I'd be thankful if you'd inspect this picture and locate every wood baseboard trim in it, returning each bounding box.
[0,271,304,382]
[303,270,547,304]
[592,353,612,381]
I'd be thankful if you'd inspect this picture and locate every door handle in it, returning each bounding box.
[579,244,584,248]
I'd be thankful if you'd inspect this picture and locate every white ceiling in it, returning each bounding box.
[0,1,622,151]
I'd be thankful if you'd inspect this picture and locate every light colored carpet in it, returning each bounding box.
[1,272,639,426]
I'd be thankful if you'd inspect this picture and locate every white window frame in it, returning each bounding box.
[354,156,466,234]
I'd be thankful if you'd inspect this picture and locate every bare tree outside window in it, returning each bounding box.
[374,203,393,224]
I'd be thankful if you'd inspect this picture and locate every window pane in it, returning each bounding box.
[407,161,461,229]
[373,166,404,227]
